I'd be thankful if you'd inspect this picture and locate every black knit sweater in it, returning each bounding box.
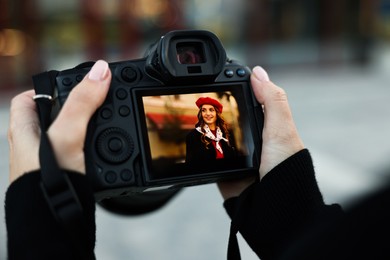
[5,149,390,259]
[224,149,390,260]
[5,171,96,260]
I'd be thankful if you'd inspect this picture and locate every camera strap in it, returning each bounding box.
[226,182,258,260]
[228,222,241,260]
[32,71,90,259]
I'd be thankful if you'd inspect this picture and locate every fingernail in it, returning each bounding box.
[88,60,109,81]
[252,66,270,82]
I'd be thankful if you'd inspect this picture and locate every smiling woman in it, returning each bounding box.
[185,96,237,170]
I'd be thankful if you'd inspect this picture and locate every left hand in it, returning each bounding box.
[8,89,41,183]
[8,60,111,183]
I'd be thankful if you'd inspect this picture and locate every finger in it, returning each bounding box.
[251,66,290,116]
[8,90,39,133]
[250,66,304,178]
[48,60,111,172]
[251,66,295,137]
[8,90,41,182]
[52,60,111,134]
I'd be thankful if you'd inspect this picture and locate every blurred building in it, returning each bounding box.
[244,0,382,68]
[0,0,388,92]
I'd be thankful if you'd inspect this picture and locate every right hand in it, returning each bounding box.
[217,66,305,200]
[250,66,304,179]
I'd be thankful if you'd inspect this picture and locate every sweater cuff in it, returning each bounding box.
[223,149,324,219]
[5,170,96,259]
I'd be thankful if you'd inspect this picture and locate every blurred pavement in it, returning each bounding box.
[1,46,390,259]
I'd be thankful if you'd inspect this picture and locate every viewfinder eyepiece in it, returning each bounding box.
[176,42,206,64]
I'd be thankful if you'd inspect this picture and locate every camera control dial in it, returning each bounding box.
[96,127,134,164]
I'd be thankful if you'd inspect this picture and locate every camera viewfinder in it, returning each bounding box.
[176,42,206,64]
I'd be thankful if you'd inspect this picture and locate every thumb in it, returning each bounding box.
[251,66,289,114]
[54,60,111,129]
[250,66,304,178]
[48,60,111,172]
[251,66,293,136]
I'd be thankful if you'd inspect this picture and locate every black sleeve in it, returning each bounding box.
[5,170,96,260]
[185,130,196,164]
[224,149,343,260]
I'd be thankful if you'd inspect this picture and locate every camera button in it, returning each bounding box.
[121,67,137,82]
[224,69,234,78]
[105,171,117,184]
[100,108,113,119]
[62,77,73,86]
[116,88,128,100]
[236,68,246,77]
[76,74,84,82]
[120,169,133,182]
[108,137,123,152]
[119,105,130,117]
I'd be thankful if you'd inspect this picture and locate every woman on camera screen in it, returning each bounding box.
[185,97,237,171]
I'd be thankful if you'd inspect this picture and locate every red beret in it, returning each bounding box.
[195,97,223,113]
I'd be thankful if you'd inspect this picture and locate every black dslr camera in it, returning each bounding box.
[35,30,263,214]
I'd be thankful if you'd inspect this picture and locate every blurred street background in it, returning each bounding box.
[1,0,390,259]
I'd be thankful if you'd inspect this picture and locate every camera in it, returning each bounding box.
[34,30,263,214]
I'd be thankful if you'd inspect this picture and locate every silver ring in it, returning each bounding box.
[33,94,53,101]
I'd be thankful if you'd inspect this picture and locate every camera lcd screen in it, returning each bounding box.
[136,84,258,183]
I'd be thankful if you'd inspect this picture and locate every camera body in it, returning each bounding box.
[46,30,263,203]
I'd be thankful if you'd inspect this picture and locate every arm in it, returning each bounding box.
[185,130,196,164]
[218,66,343,259]
[224,149,343,259]
[5,171,96,260]
[217,66,304,200]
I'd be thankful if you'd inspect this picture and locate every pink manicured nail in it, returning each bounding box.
[252,66,270,82]
[88,60,109,81]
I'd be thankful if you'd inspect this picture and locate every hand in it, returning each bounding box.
[8,60,111,183]
[217,66,304,200]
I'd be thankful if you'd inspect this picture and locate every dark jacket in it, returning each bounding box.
[185,128,236,171]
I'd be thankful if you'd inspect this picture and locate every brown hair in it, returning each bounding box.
[195,105,230,149]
